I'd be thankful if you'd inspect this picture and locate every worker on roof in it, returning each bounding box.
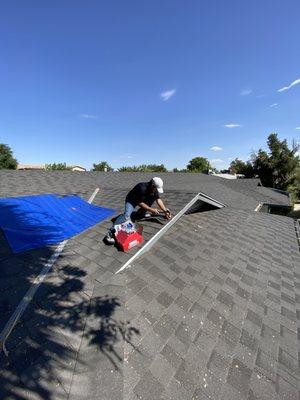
[105,177,171,244]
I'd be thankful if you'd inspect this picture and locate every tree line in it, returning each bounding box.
[1,133,299,200]
[229,133,299,199]
[92,158,213,173]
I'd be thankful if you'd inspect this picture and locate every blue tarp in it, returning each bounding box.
[0,194,116,253]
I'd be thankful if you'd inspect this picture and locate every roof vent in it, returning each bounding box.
[185,193,225,214]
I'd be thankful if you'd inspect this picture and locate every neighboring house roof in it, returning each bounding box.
[0,171,298,400]
[17,163,46,170]
[17,164,87,171]
[217,177,290,208]
[71,166,86,171]
[212,173,245,179]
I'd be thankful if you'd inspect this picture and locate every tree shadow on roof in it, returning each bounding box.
[86,295,140,370]
[0,236,139,399]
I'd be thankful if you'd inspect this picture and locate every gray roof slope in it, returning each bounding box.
[0,170,290,208]
[218,177,290,207]
[123,209,300,400]
[0,171,297,400]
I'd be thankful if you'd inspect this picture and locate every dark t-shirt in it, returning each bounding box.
[126,182,159,207]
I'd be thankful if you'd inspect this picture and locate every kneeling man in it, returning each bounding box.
[105,177,171,243]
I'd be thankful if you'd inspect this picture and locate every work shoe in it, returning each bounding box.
[104,229,115,245]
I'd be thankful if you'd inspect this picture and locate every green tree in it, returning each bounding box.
[268,134,299,188]
[252,133,299,189]
[251,150,273,186]
[0,144,18,169]
[118,164,167,172]
[230,158,255,178]
[148,164,167,172]
[118,165,140,172]
[287,166,300,203]
[172,167,189,173]
[187,157,211,173]
[135,164,149,172]
[45,163,71,171]
[141,164,167,172]
[92,161,113,171]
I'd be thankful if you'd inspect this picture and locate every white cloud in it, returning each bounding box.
[211,158,224,163]
[160,89,176,101]
[210,146,223,151]
[223,123,242,128]
[240,89,252,96]
[79,113,98,119]
[269,103,278,107]
[277,78,300,92]
[296,126,300,130]
[120,154,135,159]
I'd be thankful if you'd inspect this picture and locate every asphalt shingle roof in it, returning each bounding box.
[125,209,300,400]
[0,171,298,400]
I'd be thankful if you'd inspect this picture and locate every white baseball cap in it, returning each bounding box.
[152,177,164,193]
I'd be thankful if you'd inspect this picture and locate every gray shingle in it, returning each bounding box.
[227,358,253,395]
[0,171,297,400]
[133,372,165,400]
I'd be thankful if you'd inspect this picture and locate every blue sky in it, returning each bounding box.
[0,0,299,170]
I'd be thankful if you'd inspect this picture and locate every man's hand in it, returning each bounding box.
[156,198,171,220]
[164,209,172,220]
[150,208,160,215]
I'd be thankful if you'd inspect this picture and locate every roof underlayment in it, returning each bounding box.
[0,171,298,400]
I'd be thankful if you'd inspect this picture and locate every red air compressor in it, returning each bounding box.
[114,220,144,252]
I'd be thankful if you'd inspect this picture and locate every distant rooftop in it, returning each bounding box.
[17,163,45,170]
[17,164,86,171]
[212,173,246,179]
